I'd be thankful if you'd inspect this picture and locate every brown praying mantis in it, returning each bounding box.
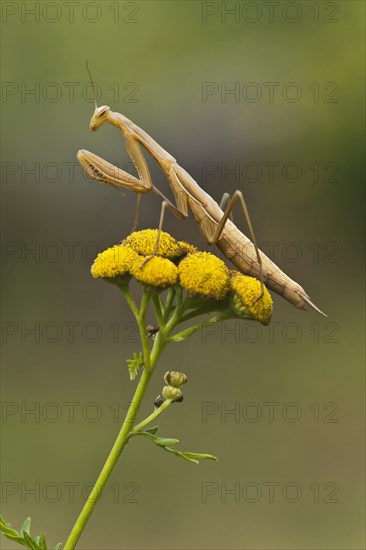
[77,91,326,316]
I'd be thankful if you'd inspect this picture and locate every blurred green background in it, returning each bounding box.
[1,1,364,548]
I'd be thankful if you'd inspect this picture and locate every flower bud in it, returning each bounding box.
[162,385,183,401]
[147,324,159,337]
[164,371,187,387]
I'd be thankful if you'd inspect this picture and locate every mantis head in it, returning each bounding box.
[90,105,111,131]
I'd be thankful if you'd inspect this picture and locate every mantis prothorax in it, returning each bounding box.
[77,102,326,316]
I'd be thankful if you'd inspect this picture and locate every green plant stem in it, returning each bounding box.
[152,294,165,328]
[138,292,152,369]
[167,313,232,342]
[131,398,174,433]
[63,367,153,550]
[65,289,160,549]
[179,302,228,324]
[163,287,176,321]
[64,286,199,548]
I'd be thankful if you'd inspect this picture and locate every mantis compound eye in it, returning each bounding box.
[90,105,110,131]
[96,105,110,118]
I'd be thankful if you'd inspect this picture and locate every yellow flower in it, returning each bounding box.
[130,255,178,288]
[230,271,273,325]
[91,245,138,280]
[123,230,183,259]
[177,241,198,255]
[178,252,229,300]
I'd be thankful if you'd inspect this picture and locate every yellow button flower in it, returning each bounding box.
[230,271,273,325]
[91,245,138,279]
[123,230,183,259]
[177,241,198,255]
[178,252,229,300]
[130,256,178,288]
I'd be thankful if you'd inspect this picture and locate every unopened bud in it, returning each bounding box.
[164,371,187,387]
[162,385,183,401]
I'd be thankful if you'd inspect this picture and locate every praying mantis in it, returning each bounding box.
[77,92,326,316]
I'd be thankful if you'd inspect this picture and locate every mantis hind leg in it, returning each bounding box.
[210,190,264,302]
[140,165,192,266]
[141,201,170,266]
[219,193,235,222]
[140,189,189,267]
[131,194,142,232]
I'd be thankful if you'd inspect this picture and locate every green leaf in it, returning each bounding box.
[0,517,27,545]
[126,351,144,380]
[163,446,200,464]
[21,517,31,534]
[163,448,218,464]
[144,426,158,435]
[154,436,180,447]
[0,516,49,550]
[23,531,39,550]
[132,430,179,447]
[0,517,22,539]
[183,452,218,461]
[0,517,17,535]
[38,534,47,550]
[131,431,218,464]
[54,543,63,550]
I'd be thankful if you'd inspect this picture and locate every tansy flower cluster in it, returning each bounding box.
[90,229,273,324]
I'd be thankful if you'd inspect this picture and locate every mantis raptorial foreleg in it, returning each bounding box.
[78,150,146,191]
[209,190,264,301]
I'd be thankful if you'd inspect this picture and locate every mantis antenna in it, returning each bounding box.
[83,62,127,202]
[86,60,98,110]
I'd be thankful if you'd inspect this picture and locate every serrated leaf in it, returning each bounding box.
[21,517,31,534]
[126,351,144,380]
